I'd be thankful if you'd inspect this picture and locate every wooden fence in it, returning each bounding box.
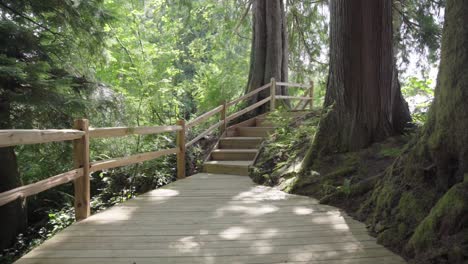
[0,78,313,220]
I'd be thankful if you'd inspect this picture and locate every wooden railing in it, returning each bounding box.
[0,78,313,220]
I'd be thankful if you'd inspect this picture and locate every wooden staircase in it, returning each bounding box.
[204,112,307,176]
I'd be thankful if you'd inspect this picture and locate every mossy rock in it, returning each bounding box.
[406,181,468,258]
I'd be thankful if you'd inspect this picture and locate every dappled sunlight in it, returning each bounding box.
[79,206,138,221]
[169,236,202,253]
[214,204,279,218]
[232,186,290,201]
[259,228,279,239]
[218,226,250,240]
[144,188,180,197]
[251,240,274,255]
[293,206,314,215]
[17,173,405,263]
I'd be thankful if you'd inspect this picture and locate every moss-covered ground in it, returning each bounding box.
[251,112,468,264]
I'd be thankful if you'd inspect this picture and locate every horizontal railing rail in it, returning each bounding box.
[0,169,83,207]
[0,129,85,148]
[0,77,313,221]
[276,82,311,89]
[89,126,182,138]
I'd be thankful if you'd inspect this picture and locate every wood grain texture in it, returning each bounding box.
[176,120,186,179]
[276,82,311,88]
[89,125,181,138]
[0,129,85,147]
[275,95,312,100]
[90,148,178,172]
[15,173,405,264]
[0,169,83,207]
[73,119,90,221]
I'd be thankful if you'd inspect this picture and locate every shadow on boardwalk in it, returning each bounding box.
[15,173,406,264]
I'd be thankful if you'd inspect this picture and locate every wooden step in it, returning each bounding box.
[219,137,262,149]
[255,117,275,127]
[237,127,276,137]
[210,149,258,161]
[203,161,251,176]
[283,110,309,117]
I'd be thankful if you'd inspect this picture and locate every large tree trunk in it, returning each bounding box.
[359,1,468,262]
[0,95,27,251]
[302,0,411,168]
[246,0,289,113]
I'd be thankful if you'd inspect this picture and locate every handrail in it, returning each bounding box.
[227,83,271,107]
[186,105,224,129]
[185,121,223,148]
[89,126,181,138]
[276,82,311,89]
[90,148,179,172]
[226,96,271,121]
[0,169,83,207]
[276,95,312,100]
[0,77,313,221]
[0,129,85,147]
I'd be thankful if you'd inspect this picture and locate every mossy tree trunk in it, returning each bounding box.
[360,0,468,262]
[0,93,27,250]
[246,0,289,113]
[302,0,411,168]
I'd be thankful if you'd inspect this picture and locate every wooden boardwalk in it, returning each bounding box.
[16,173,406,264]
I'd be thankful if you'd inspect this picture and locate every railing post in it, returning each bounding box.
[176,120,186,179]
[270,77,276,111]
[220,101,227,135]
[73,119,90,221]
[309,80,314,109]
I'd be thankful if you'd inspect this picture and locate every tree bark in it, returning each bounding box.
[0,94,27,251]
[246,0,289,113]
[359,1,468,261]
[303,0,411,168]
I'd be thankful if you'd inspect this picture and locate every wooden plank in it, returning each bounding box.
[36,237,378,250]
[90,148,178,172]
[0,169,83,207]
[270,77,276,110]
[276,95,312,100]
[226,97,271,121]
[89,125,181,138]
[21,247,400,260]
[73,119,90,220]
[176,120,186,179]
[276,81,311,88]
[220,101,227,134]
[14,173,406,264]
[185,120,223,148]
[227,83,271,107]
[0,129,85,147]
[186,105,224,129]
[15,256,405,264]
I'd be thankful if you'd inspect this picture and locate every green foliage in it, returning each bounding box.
[98,0,251,124]
[402,76,434,124]
[251,111,320,185]
[408,182,468,255]
[379,147,404,158]
[395,0,444,70]
[1,1,246,262]
[287,0,328,106]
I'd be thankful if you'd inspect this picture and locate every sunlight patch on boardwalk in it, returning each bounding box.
[15,173,406,264]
